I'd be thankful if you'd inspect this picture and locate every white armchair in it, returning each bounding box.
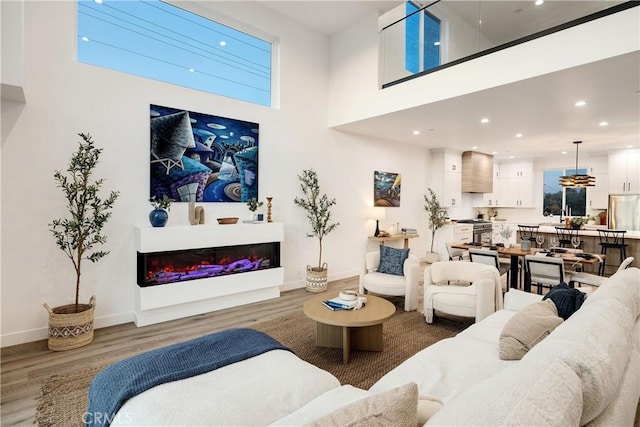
[359,251,419,311]
[423,261,503,323]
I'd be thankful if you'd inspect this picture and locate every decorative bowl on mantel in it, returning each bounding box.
[217,217,239,225]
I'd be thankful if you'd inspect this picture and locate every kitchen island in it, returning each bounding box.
[517,225,640,275]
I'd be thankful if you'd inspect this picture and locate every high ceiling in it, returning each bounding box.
[257,1,639,159]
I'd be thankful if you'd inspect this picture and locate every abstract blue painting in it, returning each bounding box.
[150,104,259,202]
[374,171,401,207]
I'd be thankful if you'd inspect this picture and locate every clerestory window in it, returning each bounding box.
[77,0,273,106]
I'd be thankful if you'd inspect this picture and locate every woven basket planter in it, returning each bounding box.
[305,263,328,292]
[43,296,95,351]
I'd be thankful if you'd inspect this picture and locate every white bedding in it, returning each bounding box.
[111,349,340,427]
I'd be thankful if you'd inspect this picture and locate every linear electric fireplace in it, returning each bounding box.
[137,242,281,287]
[134,223,284,326]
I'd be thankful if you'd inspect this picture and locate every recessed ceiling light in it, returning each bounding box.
[599,121,609,127]
[509,155,515,159]
[492,151,498,155]
[626,145,634,148]
[81,36,90,42]
[480,118,489,124]
[575,100,587,107]
[219,41,227,46]
[471,146,478,150]
[412,130,420,135]
[515,133,523,138]
[561,151,567,154]
[535,0,544,5]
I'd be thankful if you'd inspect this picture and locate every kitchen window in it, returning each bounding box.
[543,169,587,217]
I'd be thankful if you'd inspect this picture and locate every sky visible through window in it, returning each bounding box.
[543,169,587,216]
[77,0,272,106]
[405,2,441,75]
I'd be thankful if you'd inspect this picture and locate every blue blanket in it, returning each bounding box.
[85,328,290,427]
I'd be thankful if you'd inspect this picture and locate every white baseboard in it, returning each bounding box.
[1,269,360,347]
[0,311,135,348]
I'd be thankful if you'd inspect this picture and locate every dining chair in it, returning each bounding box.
[524,255,565,295]
[554,227,579,248]
[569,257,634,288]
[469,249,511,291]
[446,242,469,261]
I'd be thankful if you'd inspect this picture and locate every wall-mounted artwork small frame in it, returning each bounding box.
[150,104,259,203]
[374,170,401,207]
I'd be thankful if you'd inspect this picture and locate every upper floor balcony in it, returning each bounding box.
[379,1,636,88]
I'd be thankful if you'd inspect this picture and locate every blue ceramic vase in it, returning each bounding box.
[149,209,168,227]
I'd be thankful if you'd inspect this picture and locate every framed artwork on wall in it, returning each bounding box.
[150,104,259,202]
[374,170,401,207]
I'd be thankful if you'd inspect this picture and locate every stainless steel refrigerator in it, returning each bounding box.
[608,194,640,231]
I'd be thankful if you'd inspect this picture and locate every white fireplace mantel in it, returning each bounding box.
[134,222,284,326]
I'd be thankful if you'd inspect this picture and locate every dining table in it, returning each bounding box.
[450,243,605,292]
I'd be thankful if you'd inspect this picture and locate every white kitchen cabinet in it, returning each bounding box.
[608,148,639,194]
[496,161,534,207]
[588,156,609,209]
[431,149,462,207]
[435,224,472,261]
[482,165,500,207]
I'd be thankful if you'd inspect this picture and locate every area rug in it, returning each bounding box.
[35,309,467,427]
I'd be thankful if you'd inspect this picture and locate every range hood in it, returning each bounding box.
[462,151,493,193]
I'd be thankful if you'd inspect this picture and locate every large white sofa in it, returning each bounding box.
[110,267,640,426]
[372,266,640,426]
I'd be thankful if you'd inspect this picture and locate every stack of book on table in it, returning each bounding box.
[401,227,417,235]
[322,296,363,311]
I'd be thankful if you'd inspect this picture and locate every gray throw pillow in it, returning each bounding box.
[499,299,563,360]
[377,246,409,276]
[306,382,418,427]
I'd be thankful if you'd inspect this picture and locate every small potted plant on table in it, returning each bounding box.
[148,195,173,227]
[246,197,264,221]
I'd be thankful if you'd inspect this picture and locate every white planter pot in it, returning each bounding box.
[424,252,439,264]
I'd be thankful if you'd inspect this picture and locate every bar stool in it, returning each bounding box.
[555,227,579,248]
[517,225,540,243]
[597,229,628,273]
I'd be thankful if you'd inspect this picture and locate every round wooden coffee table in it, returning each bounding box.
[303,291,396,364]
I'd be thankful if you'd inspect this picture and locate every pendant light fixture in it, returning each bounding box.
[559,141,595,187]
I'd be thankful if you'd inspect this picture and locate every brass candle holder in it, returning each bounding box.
[266,196,273,222]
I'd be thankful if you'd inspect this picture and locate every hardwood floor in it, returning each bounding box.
[0,277,357,426]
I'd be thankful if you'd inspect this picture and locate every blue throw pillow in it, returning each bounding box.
[377,245,410,276]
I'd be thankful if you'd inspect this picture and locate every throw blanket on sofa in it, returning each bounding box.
[86,328,291,427]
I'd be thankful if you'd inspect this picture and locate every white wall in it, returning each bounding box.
[329,7,639,128]
[0,1,431,346]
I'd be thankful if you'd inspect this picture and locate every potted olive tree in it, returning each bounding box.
[424,188,447,263]
[294,169,339,292]
[45,133,119,351]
